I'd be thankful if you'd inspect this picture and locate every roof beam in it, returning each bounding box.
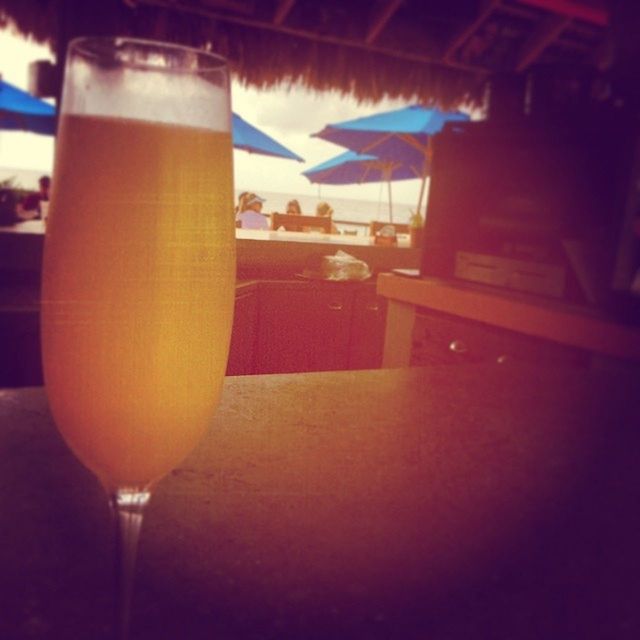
[365,0,404,45]
[502,2,601,37]
[515,0,608,27]
[444,0,502,63]
[273,0,296,26]
[198,0,255,14]
[515,13,572,71]
[131,0,487,74]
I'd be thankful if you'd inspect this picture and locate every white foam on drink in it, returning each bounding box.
[62,59,230,132]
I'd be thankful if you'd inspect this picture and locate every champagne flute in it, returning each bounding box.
[41,37,236,638]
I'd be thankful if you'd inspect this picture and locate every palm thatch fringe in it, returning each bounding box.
[0,0,486,108]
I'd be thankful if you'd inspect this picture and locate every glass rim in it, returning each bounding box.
[67,36,229,74]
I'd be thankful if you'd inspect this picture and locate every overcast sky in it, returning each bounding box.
[0,27,422,205]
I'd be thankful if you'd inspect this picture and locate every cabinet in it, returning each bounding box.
[253,280,387,375]
[0,280,388,386]
[226,283,258,376]
[410,307,590,368]
[0,310,42,387]
[378,274,640,372]
[348,287,388,369]
[0,284,261,387]
[255,281,353,374]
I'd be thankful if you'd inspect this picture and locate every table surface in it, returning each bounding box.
[0,222,420,280]
[236,227,411,247]
[1,365,639,639]
[0,221,410,247]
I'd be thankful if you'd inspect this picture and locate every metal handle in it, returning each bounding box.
[449,339,469,355]
[327,302,343,311]
[496,354,511,364]
[365,303,380,312]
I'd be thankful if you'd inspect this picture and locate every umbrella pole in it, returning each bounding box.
[387,180,393,222]
[422,139,434,218]
[416,173,427,216]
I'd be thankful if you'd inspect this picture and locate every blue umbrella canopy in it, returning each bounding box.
[302,150,420,185]
[313,105,469,174]
[0,94,305,162]
[0,79,56,135]
[0,88,305,167]
[312,104,469,214]
[232,112,303,162]
[303,150,421,222]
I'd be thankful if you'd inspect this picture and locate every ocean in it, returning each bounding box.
[0,166,47,190]
[1,167,417,236]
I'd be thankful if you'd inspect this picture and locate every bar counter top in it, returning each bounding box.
[0,221,420,279]
[1,365,639,639]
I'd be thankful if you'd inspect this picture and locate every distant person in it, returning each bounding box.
[16,175,51,221]
[286,199,302,215]
[234,191,248,227]
[39,175,51,202]
[316,200,339,234]
[237,193,269,230]
[234,191,248,216]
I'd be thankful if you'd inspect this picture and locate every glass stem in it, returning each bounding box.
[109,488,151,640]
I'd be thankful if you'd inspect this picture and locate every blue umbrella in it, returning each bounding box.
[302,150,421,220]
[312,105,469,213]
[0,91,304,163]
[313,105,469,167]
[302,149,420,185]
[232,112,303,162]
[0,79,56,135]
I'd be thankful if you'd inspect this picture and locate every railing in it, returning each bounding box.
[261,214,399,237]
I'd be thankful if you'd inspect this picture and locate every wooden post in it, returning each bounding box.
[415,173,427,217]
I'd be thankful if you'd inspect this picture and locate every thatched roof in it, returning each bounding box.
[0,0,633,109]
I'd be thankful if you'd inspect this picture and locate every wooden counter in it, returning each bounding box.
[1,365,639,639]
[377,273,640,366]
